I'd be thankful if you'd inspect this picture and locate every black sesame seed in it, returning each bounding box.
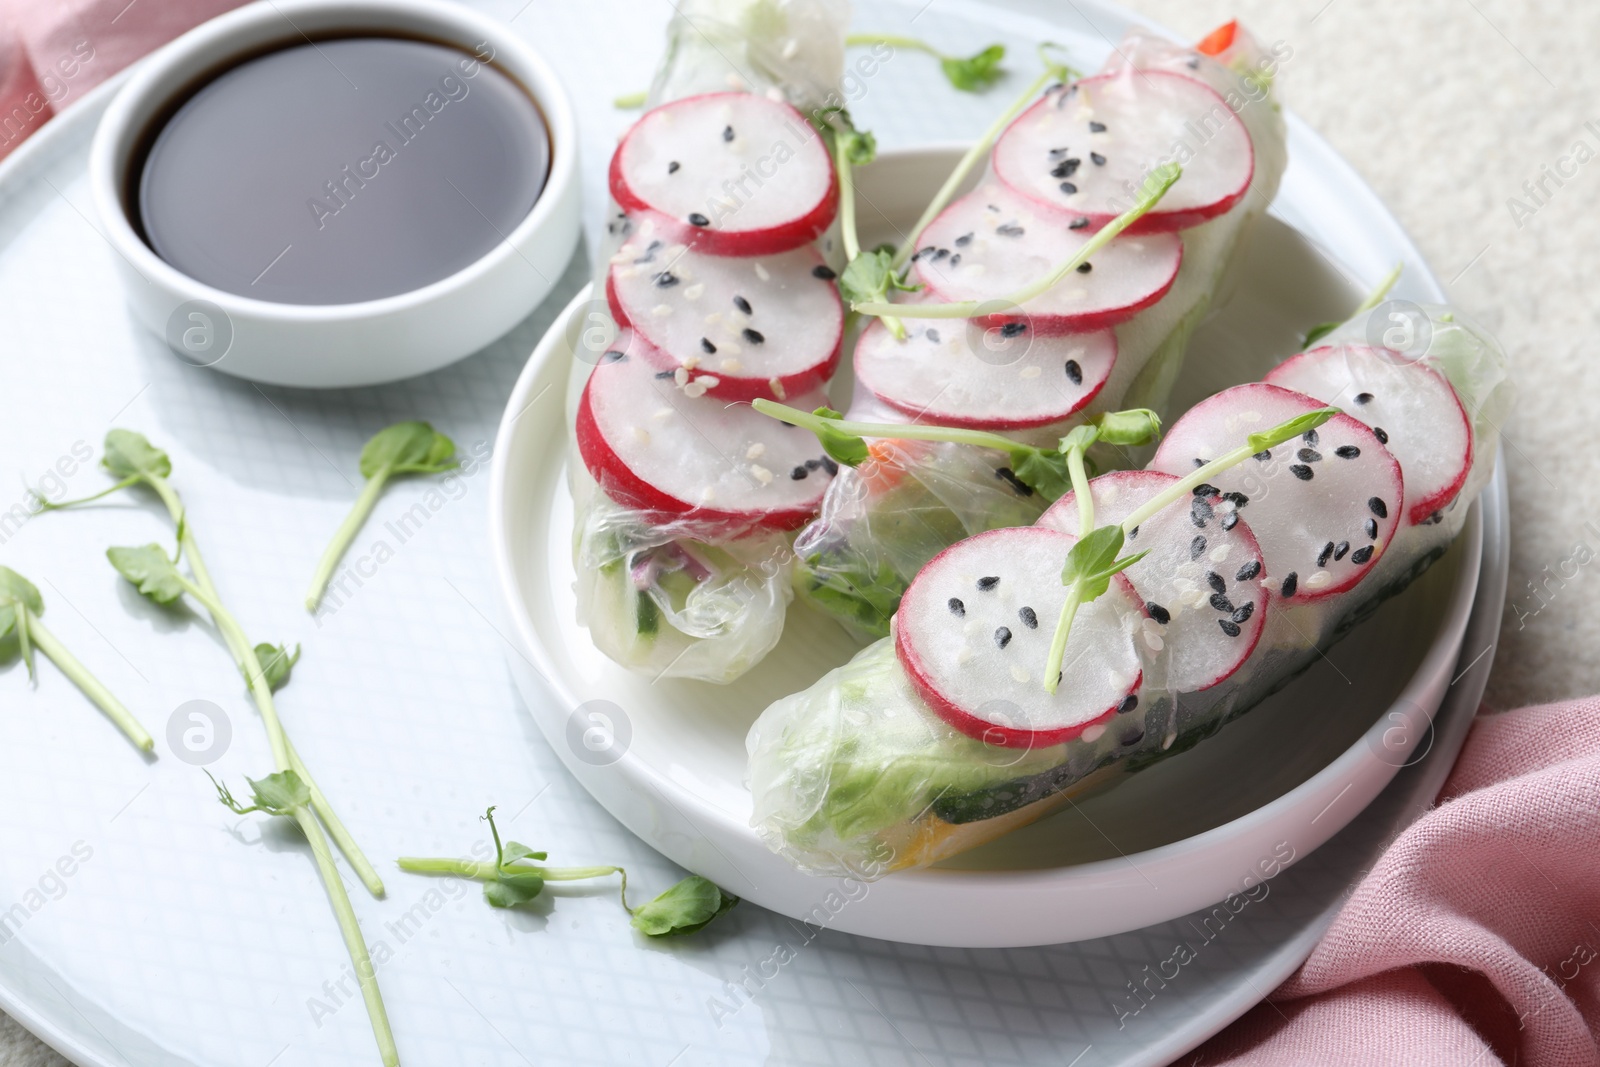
[994,626,1012,649]
[721,125,734,142]
[1019,606,1038,629]
[948,597,965,617]
[1298,448,1323,462]
[995,466,1033,496]
[1223,491,1249,507]
[996,223,1026,237]
[1281,572,1298,598]
[653,370,675,379]
[977,576,1000,591]
[1333,541,1350,561]
[1089,120,1107,132]
[1351,545,1375,565]
[1059,181,1079,195]
[1290,464,1314,481]
[1317,541,1335,567]
[804,458,821,470]
[668,161,680,174]
[742,328,765,345]
[812,264,836,280]
[1064,359,1083,384]
[1364,517,1379,539]
[688,213,710,227]
[1048,147,1070,159]
[1190,535,1206,559]
[697,338,715,356]
[1191,498,1214,527]
[1335,445,1361,459]
[1368,497,1388,519]
[933,248,950,261]
[1193,483,1219,497]
[1236,560,1261,582]
[654,271,679,288]
[950,253,961,266]
[1090,152,1106,166]
[1374,427,1390,444]
[1146,602,1171,625]
[917,245,937,260]
[1219,619,1242,637]
[1209,592,1234,613]
[1194,458,1209,468]
[1354,392,1373,405]
[1118,694,1138,714]
[601,350,627,363]
[1076,262,1093,274]
[1120,727,1145,746]
[1303,429,1319,446]
[1129,525,1140,539]
[1254,449,1271,462]
[1206,571,1226,594]
[732,295,752,314]
[1001,321,1027,338]
[790,466,808,480]
[1221,512,1239,531]
[1070,216,1090,230]
[1427,510,1444,525]
[955,232,973,247]
[926,328,941,343]
[1231,603,1255,624]
[1051,159,1081,179]
[820,456,838,476]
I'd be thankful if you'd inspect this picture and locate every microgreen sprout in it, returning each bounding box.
[751,401,1159,501]
[397,807,739,936]
[305,421,458,612]
[1041,407,1341,693]
[1303,262,1404,347]
[0,566,153,753]
[41,429,397,1065]
[861,163,1182,319]
[817,109,916,340]
[613,89,648,109]
[846,34,1008,92]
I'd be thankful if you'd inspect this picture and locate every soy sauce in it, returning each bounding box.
[136,37,549,305]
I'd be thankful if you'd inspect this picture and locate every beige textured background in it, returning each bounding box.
[2,0,1590,1062]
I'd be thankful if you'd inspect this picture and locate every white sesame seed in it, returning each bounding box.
[746,442,766,459]
[1307,570,1333,589]
[673,367,689,387]
[769,378,786,399]
[1010,665,1028,684]
[754,262,770,281]
[751,464,773,485]
[721,358,744,373]
[1081,724,1106,744]
[1020,366,1042,379]
[1210,544,1230,563]
[683,283,705,301]
[632,427,650,444]
[652,304,673,317]
[651,407,673,421]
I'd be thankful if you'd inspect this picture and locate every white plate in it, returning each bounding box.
[0,2,1507,1065]
[489,140,1494,946]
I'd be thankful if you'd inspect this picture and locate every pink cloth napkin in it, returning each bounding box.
[0,0,242,162]
[1185,698,1600,1066]
[3,5,1595,1066]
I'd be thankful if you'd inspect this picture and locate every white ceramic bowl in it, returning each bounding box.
[488,146,1493,948]
[88,0,579,388]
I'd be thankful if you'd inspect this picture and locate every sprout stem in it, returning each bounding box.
[305,469,391,612]
[24,613,154,752]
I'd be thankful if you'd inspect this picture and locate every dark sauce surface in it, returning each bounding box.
[138,37,549,305]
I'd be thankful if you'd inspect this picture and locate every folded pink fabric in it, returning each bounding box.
[1185,698,1600,1066]
[0,0,242,162]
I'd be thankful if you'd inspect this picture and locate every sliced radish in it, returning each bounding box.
[911,183,1181,334]
[1150,383,1404,603]
[992,71,1253,233]
[574,330,835,531]
[1040,470,1267,692]
[608,92,837,257]
[1265,345,1473,525]
[606,216,843,400]
[895,527,1144,748]
[852,298,1115,429]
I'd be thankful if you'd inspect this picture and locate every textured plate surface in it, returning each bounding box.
[0,1,1505,1066]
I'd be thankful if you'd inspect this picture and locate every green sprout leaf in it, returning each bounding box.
[1247,408,1340,454]
[213,769,311,817]
[630,875,739,937]
[810,407,871,468]
[1093,409,1162,448]
[359,421,457,478]
[1060,526,1148,602]
[0,567,44,622]
[838,249,918,308]
[106,544,187,605]
[484,880,543,909]
[941,44,1007,91]
[101,429,173,481]
[1007,448,1072,499]
[835,125,878,167]
[251,643,301,693]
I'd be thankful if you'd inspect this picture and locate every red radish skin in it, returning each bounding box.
[605,222,844,401]
[895,527,1145,748]
[1151,382,1404,603]
[1265,345,1473,525]
[609,92,838,258]
[1042,470,1269,692]
[992,72,1254,234]
[912,184,1182,334]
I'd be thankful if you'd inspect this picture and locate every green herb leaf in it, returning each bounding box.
[484,880,543,909]
[501,842,548,864]
[1093,408,1162,447]
[101,429,172,481]
[1007,448,1071,499]
[1057,425,1101,455]
[359,421,457,478]
[0,567,44,619]
[810,407,871,467]
[251,643,301,693]
[629,875,739,937]
[940,44,1006,91]
[1246,407,1340,453]
[106,544,187,605]
[249,770,311,813]
[836,126,878,167]
[1301,321,1339,348]
[1060,526,1148,601]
